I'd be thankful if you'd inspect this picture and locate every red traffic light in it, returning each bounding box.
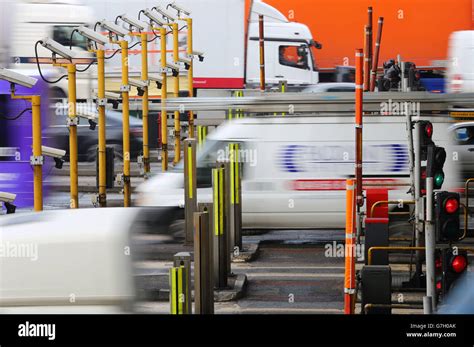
[451,255,467,273]
[424,122,433,138]
[444,198,459,214]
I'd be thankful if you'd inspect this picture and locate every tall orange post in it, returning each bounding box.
[344,179,356,314]
[367,7,373,86]
[355,48,364,207]
[370,17,384,92]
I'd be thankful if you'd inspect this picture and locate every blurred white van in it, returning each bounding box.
[137,115,459,229]
[446,31,474,93]
[1,0,96,100]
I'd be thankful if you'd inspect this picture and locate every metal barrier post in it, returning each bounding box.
[424,176,436,312]
[197,125,208,148]
[169,265,186,314]
[193,211,214,314]
[344,179,356,314]
[228,143,242,251]
[212,166,229,288]
[413,122,424,284]
[184,139,197,245]
[173,252,192,314]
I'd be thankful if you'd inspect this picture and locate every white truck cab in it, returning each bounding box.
[246,1,320,87]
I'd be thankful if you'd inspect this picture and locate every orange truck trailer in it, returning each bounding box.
[263,0,474,70]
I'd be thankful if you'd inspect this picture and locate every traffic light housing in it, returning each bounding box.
[435,192,461,242]
[441,248,468,295]
[418,120,434,161]
[427,145,446,190]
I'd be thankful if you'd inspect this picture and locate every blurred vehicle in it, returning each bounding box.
[3,0,96,100]
[449,122,474,179]
[137,115,459,230]
[437,272,474,314]
[0,208,137,313]
[301,82,355,93]
[446,31,474,93]
[45,107,143,162]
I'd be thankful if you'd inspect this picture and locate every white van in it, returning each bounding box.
[446,31,474,93]
[137,115,459,229]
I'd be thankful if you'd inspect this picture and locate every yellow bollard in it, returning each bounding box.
[197,125,207,148]
[121,40,131,207]
[170,266,187,314]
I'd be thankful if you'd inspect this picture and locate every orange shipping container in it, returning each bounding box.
[263,0,474,69]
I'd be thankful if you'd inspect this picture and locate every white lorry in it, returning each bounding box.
[136,114,460,229]
[2,0,96,100]
[87,0,320,91]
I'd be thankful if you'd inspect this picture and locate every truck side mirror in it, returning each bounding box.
[311,39,322,49]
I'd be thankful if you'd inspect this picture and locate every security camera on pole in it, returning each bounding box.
[98,20,133,207]
[36,38,79,209]
[0,68,42,211]
[166,2,204,141]
[116,14,152,176]
[142,8,170,172]
[75,25,110,207]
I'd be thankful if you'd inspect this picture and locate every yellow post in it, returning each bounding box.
[10,92,43,211]
[67,64,79,209]
[11,93,43,211]
[141,32,150,174]
[186,18,194,138]
[97,49,107,207]
[121,40,131,207]
[31,95,42,212]
[172,22,181,164]
[160,27,168,172]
